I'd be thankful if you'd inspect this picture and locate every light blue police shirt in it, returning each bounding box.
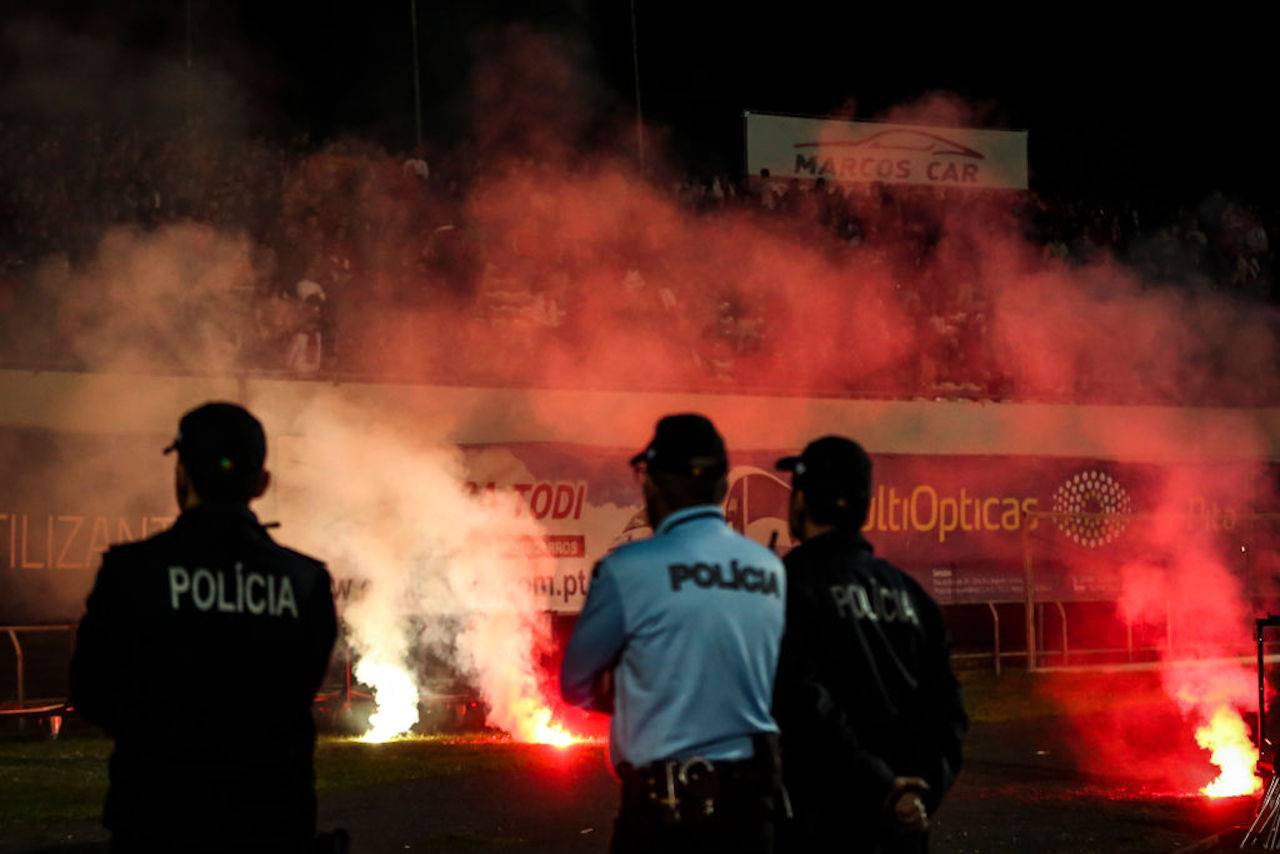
[560,504,786,769]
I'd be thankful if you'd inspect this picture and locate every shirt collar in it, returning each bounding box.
[177,502,262,527]
[655,504,726,536]
[806,527,874,553]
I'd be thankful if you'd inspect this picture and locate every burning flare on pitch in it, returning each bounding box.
[355,656,590,746]
[355,658,421,744]
[1168,663,1263,799]
[511,698,579,748]
[454,609,598,747]
[1197,706,1262,798]
[1118,521,1266,801]
[350,603,597,746]
[280,414,597,748]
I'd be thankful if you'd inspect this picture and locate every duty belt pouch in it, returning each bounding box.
[752,732,792,820]
[678,758,720,820]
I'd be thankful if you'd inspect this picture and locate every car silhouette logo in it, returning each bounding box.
[725,467,794,554]
[794,129,985,159]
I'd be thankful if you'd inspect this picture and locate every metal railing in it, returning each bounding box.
[0,624,75,720]
[951,602,1019,675]
[1019,510,1280,672]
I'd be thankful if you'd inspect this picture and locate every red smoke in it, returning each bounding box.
[6,24,1277,758]
[1047,466,1269,796]
[25,23,1274,409]
[268,83,1277,409]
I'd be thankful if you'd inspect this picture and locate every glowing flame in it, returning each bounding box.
[518,702,582,748]
[355,658,420,743]
[354,657,594,747]
[504,696,590,748]
[1196,706,1262,798]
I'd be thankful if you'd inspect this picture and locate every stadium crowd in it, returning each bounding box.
[0,118,1274,403]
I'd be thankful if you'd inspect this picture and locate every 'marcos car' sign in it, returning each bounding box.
[745,111,1028,190]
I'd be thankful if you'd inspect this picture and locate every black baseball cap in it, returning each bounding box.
[164,402,267,479]
[630,414,728,477]
[776,435,872,511]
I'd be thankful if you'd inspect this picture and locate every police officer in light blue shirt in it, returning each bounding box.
[561,413,787,854]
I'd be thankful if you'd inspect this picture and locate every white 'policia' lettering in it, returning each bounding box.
[168,563,299,619]
[829,581,920,627]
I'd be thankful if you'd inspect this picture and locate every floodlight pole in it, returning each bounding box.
[1023,516,1037,670]
[630,0,644,171]
[1260,618,1267,750]
[184,0,193,69]
[184,0,194,130]
[410,0,424,149]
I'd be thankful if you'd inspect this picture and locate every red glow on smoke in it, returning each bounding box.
[527,660,610,748]
[1048,466,1269,799]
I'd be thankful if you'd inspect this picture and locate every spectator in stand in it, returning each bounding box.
[403,146,430,183]
[756,168,783,212]
[1041,228,1070,263]
[285,280,326,374]
[0,120,1275,401]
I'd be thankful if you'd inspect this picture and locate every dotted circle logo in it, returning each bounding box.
[1052,470,1132,548]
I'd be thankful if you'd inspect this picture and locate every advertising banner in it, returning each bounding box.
[745,111,1029,190]
[481,447,1270,609]
[2,428,1273,622]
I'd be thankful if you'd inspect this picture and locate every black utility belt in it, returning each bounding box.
[619,755,764,824]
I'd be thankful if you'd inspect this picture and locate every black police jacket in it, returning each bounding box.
[69,502,338,841]
[773,530,967,836]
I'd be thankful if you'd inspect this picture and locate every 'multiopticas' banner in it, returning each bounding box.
[379,445,1274,611]
[745,111,1029,190]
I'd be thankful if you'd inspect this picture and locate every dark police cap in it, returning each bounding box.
[630,414,728,477]
[163,402,267,476]
[776,435,872,504]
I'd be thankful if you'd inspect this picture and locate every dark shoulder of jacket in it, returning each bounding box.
[271,541,329,577]
[100,525,182,565]
[781,537,818,572]
[783,533,861,574]
[780,539,830,604]
[88,530,179,602]
[267,541,334,608]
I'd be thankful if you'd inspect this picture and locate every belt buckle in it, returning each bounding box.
[678,756,719,817]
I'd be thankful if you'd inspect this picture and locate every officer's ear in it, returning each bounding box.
[250,469,271,501]
[791,485,810,522]
[787,485,807,542]
[640,472,657,501]
[788,483,805,513]
[640,472,666,518]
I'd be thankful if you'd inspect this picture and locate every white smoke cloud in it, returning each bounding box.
[35,224,257,374]
[8,221,597,741]
[269,398,567,741]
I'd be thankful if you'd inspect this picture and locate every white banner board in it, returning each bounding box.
[745,111,1028,190]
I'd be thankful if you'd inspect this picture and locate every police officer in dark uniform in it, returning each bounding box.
[561,414,788,854]
[772,436,967,854]
[70,402,338,854]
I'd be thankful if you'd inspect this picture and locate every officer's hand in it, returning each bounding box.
[889,777,930,834]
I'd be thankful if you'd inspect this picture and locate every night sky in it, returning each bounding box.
[3,1,1271,201]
